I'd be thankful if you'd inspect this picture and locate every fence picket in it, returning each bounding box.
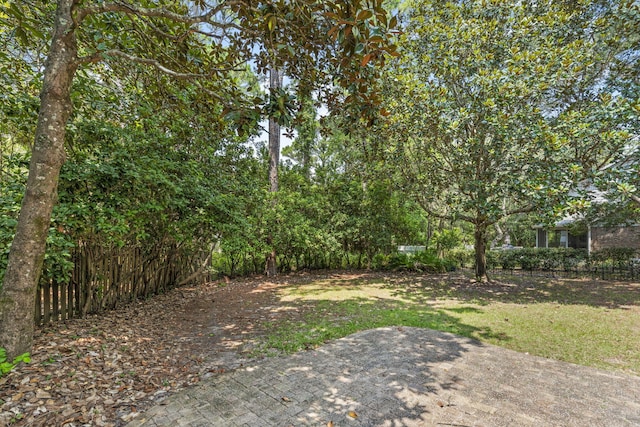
[35,286,42,326]
[33,242,211,327]
[43,280,50,325]
[60,280,67,321]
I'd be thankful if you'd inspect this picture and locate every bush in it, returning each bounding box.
[1,153,75,288]
[388,252,410,270]
[518,248,541,270]
[371,253,391,270]
[368,249,457,273]
[498,249,519,270]
[448,248,474,268]
[560,248,589,271]
[413,250,447,273]
[591,248,638,268]
[485,250,500,270]
[488,247,590,272]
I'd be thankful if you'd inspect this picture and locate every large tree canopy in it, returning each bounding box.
[380,0,636,279]
[0,0,399,358]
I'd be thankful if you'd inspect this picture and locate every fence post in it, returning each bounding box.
[43,280,51,325]
[60,280,67,321]
[34,286,42,326]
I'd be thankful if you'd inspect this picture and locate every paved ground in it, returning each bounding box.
[127,327,640,427]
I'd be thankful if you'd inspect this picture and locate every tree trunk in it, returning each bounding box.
[0,0,78,358]
[265,67,282,277]
[298,93,315,181]
[474,224,489,281]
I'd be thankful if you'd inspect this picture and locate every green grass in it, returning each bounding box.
[251,272,640,375]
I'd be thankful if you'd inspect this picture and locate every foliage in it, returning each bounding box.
[588,0,640,211]
[591,248,639,268]
[370,249,456,273]
[211,113,430,277]
[1,59,259,285]
[379,0,635,278]
[0,154,75,287]
[0,0,403,357]
[448,248,475,269]
[484,248,631,272]
[0,347,30,377]
[431,228,463,256]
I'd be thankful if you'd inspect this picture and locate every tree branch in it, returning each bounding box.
[76,49,243,78]
[629,192,640,207]
[74,1,233,26]
[177,243,216,287]
[416,198,475,223]
[505,205,536,216]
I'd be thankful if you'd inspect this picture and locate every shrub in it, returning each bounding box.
[388,252,410,270]
[498,249,519,270]
[431,228,463,256]
[485,250,500,270]
[413,250,447,273]
[371,253,390,270]
[368,249,457,273]
[448,248,474,268]
[560,248,589,271]
[591,248,638,268]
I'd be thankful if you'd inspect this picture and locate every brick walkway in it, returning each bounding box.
[127,327,640,426]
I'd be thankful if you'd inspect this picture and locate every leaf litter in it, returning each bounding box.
[0,274,303,427]
[2,270,613,426]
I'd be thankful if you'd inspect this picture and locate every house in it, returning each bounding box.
[534,175,640,254]
[535,220,640,255]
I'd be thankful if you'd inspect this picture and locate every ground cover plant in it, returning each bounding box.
[1,270,639,426]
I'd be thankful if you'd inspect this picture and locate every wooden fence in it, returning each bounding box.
[35,242,213,326]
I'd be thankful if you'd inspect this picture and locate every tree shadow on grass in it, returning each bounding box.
[123,272,640,426]
[248,294,510,363]
[378,271,640,309]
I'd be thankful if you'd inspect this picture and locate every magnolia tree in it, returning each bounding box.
[380,0,635,280]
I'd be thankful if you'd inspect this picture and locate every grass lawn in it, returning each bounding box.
[252,271,640,376]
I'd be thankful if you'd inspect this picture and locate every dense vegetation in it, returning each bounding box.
[1,0,639,357]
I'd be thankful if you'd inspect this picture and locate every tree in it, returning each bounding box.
[265,67,284,276]
[0,0,262,358]
[0,0,399,358]
[250,0,400,276]
[591,2,640,211]
[283,90,318,180]
[381,0,632,280]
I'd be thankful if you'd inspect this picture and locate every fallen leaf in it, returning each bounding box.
[327,421,335,427]
[281,396,291,402]
[348,411,358,419]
